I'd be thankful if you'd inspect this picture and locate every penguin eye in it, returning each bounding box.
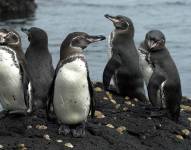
[11,34,18,40]
[5,32,18,41]
[74,36,86,42]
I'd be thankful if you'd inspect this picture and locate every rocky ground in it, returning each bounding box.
[0,0,37,20]
[0,82,190,150]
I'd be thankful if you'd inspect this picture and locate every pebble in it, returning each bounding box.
[94,87,102,92]
[134,98,138,102]
[27,125,32,129]
[64,143,74,148]
[106,92,113,100]
[0,145,3,149]
[56,139,63,143]
[110,99,117,104]
[116,126,126,134]
[103,96,109,100]
[36,125,48,130]
[147,117,152,120]
[43,134,51,141]
[18,144,27,150]
[123,107,128,111]
[125,101,132,106]
[115,104,121,109]
[113,117,117,120]
[131,103,135,107]
[180,105,191,112]
[124,96,129,100]
[181,129,190,136]
[187,117,191,122]
[176,135,184,140]
[106,124,115,128]
[95,110,105,119]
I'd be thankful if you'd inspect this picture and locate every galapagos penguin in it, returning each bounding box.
[22,27,54,109]
[0,28,33,116]
[103,14,147,102]
[47,32,105,137]
[138,30,182,121]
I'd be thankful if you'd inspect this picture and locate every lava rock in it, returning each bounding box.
[0,82,190,150]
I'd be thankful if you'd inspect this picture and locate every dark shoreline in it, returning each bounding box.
[0,0,37,20]
[0,82,190,150]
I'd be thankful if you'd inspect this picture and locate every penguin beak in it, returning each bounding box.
[104,14,120,23]
[21,27,29,35]
[86,35,106,43]
[148,40,157,49]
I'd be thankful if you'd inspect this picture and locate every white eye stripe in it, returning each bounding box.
[7,32,19,39]
[72,36,82,41]
[70,36,84,50]
[126,22,130,26]
[6,32,20,45]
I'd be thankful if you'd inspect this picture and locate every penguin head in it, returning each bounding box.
[60,32,105,58]
[145,30,166,51]
[62,32,105,50]
[104,14,134,36]
[0,28,21,49]
[21,27,48,47]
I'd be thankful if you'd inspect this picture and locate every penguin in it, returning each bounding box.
[21,27,54,109]
[103,14,147,102]
[47,32,105,137]
[0,28,33,116]
[139,30,182,121]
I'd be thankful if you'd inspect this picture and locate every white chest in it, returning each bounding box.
[107,31,115,58]
[0,46,25,110]
[53,58,90,124]
[138,50,153,85]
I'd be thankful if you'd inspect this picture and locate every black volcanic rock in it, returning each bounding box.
[0,82,190,150]
[0,0,37,20]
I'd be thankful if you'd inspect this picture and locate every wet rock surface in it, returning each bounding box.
[0,82,190,150]
[0,0,37,20]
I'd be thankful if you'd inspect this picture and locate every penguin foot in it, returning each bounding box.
[71,122,86,138]
[58,124,70,136]
[149,109,168,117]
[144,106,168,117]
[144,105,161,111]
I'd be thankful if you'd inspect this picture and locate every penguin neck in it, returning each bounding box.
[113,33,135,48]
[29,41,48,50]
[60,47,83,60]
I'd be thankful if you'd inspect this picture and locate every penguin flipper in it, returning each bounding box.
[147,70,165,107]
[87,71,95,118]
[162,81,181,122]
[16,49,33,113]
[46,60,63,120]
[103,53,121,90]
[19,63,33,114]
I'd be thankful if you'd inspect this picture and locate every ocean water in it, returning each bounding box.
[0,0,190,98]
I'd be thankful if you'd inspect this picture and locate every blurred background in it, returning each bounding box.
[0,0,190,96]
